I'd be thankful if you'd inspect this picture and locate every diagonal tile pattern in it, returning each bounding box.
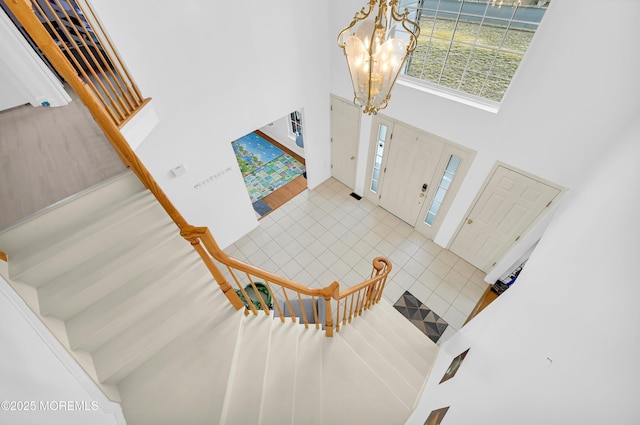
[228,178,489,344]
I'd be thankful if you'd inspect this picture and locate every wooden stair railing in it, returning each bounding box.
[334,257,391,332]
[6,0,393,337]
[181,226,391,337]
[5,0,244,311]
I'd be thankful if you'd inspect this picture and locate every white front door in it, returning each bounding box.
[449,165,562,272]
[330,96,360,189]
[379,123,444,225]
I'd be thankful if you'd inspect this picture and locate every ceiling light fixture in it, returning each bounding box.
[338,0,420,115]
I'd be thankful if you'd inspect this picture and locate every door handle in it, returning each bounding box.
[421,183,428,193]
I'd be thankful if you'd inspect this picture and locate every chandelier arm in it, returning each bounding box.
[338,0,421,115]
[337,0,376,48]
[389,3,421,53]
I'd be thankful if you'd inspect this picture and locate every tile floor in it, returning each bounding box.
[227,178,489,344]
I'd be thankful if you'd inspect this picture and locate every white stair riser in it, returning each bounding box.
[0,172,144,254]
[39,233,193,319]
[13,203,171,286]
[66,259,213,352]
[93,283,224,384]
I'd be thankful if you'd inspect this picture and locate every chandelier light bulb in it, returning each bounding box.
[338,0,419,115]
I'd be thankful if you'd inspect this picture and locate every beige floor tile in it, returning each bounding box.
[452,292,477,316]
[235,178,488,338]
[418,269,442,292]
[443,269,468,291]
[434,281,459,304]
[428,258,451,279]
[453,258,477,280]
[443,306,468,330]
[424,292,450,317]
[436,249,459,267]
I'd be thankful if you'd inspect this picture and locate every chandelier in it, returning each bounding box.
[338,0,420,115]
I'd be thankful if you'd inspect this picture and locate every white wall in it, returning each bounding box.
[0,8,70,110]
[90,0,331,248]
[259,113,306,159]
[0,276,125,425]
[406,118,640,425]
[329,0,640,277]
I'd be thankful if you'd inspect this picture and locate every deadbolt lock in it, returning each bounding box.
[421,183,428,192]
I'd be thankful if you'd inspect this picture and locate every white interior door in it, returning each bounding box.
[330,96,360,189]
[379,123,444,225]
[449,165,561,272]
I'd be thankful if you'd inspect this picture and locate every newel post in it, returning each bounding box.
[322,282,340,337]
[181,226,244,310]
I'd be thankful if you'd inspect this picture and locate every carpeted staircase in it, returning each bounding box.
[0,171,439,424]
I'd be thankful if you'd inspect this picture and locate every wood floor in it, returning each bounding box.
[0,86,126,229]
[260,174,308,217]
[252,130,307,218]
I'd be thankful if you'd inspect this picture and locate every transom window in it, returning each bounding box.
[400,0,550,104]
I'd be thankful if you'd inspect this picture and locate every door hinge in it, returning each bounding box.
[379,194,381,199]
[390,133,393,140]
[383,167,386,173]
[330,105,333,111]
[515,235,521,241]
[546,200,552,207]
[331,137,333,143]
[492,262,496,267]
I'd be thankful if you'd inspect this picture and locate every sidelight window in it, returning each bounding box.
[370,124,388,193]
[425,154,461,225]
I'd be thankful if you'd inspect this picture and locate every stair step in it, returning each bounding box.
[292,329,324,425]
[11,193,168,285]
[348,315,426,388]
[0,171,144,254]
[338,323,419,409]
[322,333,411,425]
[92,279,219,384]
[259,321,304,425]
[221,315,274,425]
[371,300,440,371]
[39,227,192,319]
[117,310,243,425]
[66,254,209,351]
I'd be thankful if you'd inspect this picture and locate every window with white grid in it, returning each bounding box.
[400,0,550,105]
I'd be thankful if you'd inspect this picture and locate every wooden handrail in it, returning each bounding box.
[6,0,392,337]
[4,0,241,306]
[336,257,392,299]
[181,225,332,299]
[5,0,190,225]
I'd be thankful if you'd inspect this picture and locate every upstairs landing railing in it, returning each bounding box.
[6,0,392,337]
[22,0,147,127]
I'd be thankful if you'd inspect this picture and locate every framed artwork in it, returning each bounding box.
[439,348,470,384]
[424,406,450,425]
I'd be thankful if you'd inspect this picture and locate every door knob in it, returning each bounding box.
[350,156,355,160]
[467,219,473,224]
